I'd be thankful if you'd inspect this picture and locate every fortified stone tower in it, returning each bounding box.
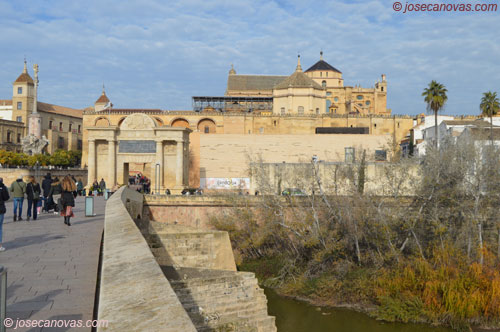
[12,60,34,134]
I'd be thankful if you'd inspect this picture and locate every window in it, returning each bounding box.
[6,132,11,143]
[78,125,81,133]
[280,107,285,115]
[204,126,209,133]
[69,124,72,132]
[326,92,332,96]
[322,80,326,88]
[17,102,22,110]
[16,116,22,122]
[316,108,319,114]
[259,127,264,134]
[17,133,21,143]
[273,120,277,126]
[298,106,304,114]
[58,137,65,149]
[17,87,22,94]
[357,95,363,100]
[345,147,355,163]
[49,120,53,129]
[326,72,328,77]
[375,150,387,161]
[397,122,400,128]
[77,139,82,150]
[320,72,322,77]
[374,123,377,128]
[366,101,371,106]
[59,122,63,131]
[326,100,331,111]
[334,97,339,102]
[381,87,384,92]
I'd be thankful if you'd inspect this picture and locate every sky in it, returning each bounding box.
[0,0,499,116]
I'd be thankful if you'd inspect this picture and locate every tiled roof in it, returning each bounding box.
[14,72,34,84]
[37,102,83,119]
[226,75,287,92]
[274,71,323,90]
[305,60,342,74]
[0,100,12,106]
[467,127,500,140]
[95,93,110,104]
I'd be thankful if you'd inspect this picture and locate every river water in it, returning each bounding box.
[264,288,454,332]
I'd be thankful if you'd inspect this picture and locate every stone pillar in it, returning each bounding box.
[88,139,96,186]
[108,139,116,188]
[154,140,163,192]
[175,140,184,188]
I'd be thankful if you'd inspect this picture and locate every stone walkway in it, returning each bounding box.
[1,196,106,332]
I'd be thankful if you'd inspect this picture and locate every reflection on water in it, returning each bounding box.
[264,288,454,332]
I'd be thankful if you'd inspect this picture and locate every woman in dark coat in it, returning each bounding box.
[60,175,77,226]
[26,176,41,221]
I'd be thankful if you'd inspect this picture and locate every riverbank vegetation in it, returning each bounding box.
[210,137,500,332]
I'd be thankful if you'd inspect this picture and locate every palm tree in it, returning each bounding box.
[480,91,499,142]
[422,81,448,148]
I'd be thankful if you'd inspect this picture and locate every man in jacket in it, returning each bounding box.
[41,173,52,213]
[10,175,26,221]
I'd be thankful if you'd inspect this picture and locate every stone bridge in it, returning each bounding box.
[98,187,277,331]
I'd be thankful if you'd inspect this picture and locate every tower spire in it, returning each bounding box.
[296,54,302,72]
[23,57,27,73]
[320,50,323,60]
[229,64,236,75]
[102,83,105,94]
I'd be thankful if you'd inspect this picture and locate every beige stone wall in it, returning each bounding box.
[273,87,326,115]
[198,133,391,179]
[42,113,83,153]
[0,168,87,191]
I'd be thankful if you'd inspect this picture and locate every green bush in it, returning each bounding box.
[0,149,81,167]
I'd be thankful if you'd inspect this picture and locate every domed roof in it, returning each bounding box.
[14,61,34,85]
[274,71,323,89]
[274,55,323,90]
[95,92,110,104]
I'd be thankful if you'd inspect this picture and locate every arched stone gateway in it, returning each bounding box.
[87,113,191,194]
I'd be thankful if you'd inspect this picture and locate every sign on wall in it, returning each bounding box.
[201,178,250,190]
[118,140,156,153]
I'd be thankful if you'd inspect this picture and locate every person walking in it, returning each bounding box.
[0,177,10,252]
[41,173,52,213]
[48,177,62,214]
[60,176,77,226]
[99,178,106,196]
[76,178,84,196]
[26,176,41,221]
[10,175,26,221]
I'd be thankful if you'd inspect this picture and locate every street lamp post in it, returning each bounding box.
[155,163,160,195]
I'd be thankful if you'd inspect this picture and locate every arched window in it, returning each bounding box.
[197,118,216,133]
[171,118,189,128]
[280,107,285,115]
[316,108,319,114]
[322,81,327,88]
[298,106,304,114]
[326,100,331,113]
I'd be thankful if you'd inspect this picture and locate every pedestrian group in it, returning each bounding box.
[0,173,85,252]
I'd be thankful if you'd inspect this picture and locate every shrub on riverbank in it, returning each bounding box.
[0,149,81,167]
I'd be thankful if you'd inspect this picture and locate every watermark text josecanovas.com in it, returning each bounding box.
[393,1,498,13]
[3,318,109,329]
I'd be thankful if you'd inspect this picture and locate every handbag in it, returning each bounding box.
[31,184,41,200]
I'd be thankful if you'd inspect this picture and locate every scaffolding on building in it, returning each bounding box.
[192,96,273,113]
